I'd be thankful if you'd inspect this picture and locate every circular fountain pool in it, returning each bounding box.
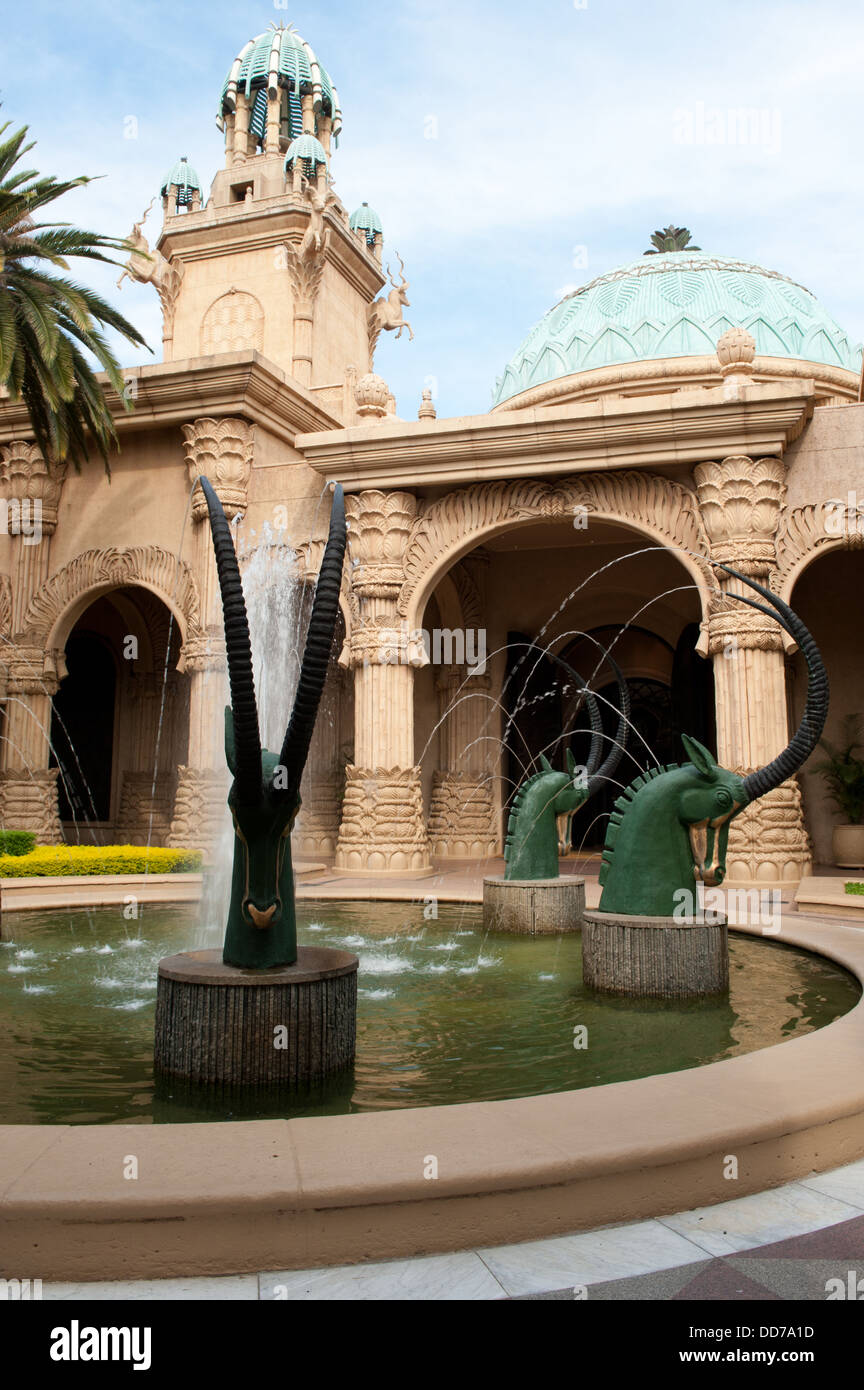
[0,900,857,1125]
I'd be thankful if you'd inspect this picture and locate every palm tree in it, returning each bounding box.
[0,117,149,473]
[644,226,701,255]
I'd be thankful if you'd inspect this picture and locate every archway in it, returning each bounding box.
[49,586,190,844]
[418,513,712,858]
[789,547,864,867]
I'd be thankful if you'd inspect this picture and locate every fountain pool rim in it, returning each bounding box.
[2,909,864,1283]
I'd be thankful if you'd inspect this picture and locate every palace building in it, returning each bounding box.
[1,21,862,889]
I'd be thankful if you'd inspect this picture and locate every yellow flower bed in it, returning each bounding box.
[0,845,203,878]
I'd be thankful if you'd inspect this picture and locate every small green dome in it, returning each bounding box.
[160,157,201,204]
[220,24,341,142]
[349,202,383,245]
[284,133,328,171]
[493,250,862,405]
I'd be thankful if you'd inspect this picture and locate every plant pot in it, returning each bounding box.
[832,824,864,868]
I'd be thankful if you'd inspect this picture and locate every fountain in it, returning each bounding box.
[483,652,630,933]
[583,566,829,998]
[153,476,357,1087]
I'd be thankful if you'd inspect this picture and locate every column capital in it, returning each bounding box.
[344,619,427,669]
[181,635,227,673]
[0,441,67,535]
[694,454,786,577]
[183,417,254,521]
[346,490,417,561]
[706,597,784,654]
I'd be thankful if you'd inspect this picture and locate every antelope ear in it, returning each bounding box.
[681,733,718,781]
[224,706,237,775]
[566,748,576,775]
[539,753,553,773]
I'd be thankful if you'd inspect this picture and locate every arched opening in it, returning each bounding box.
[417,516,712,858]
[790,547,864,867]
[49,586,190,844]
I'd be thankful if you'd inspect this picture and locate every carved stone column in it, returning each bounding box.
[294,664,349,859]
[168,420,252,848]
[335,491,431,873]
[283,244,327,389]
[0,656,63,842]
[232,93,250,164]
[0,443,67,841]
[0,441,66,631]
[695,456,811,887]
[427,666,499,857]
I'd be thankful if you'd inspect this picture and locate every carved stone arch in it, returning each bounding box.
[776,500,864,600]
[200,289,264,356]
[398,471,713,636]
[21,547,204,658]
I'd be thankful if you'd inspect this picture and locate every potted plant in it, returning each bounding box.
[812,716,864,867]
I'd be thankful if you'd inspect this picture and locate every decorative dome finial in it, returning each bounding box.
[644,225,701,255]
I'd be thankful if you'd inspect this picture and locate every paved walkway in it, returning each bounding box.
[39,1157,864,1300]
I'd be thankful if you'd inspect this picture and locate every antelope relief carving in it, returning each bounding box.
[369,252,414,349]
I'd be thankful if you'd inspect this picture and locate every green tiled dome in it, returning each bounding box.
[284,133,328,171]
[493,251,862,405]
[219,25,341,142]
[160,158,201,204]
[349,202,383,245]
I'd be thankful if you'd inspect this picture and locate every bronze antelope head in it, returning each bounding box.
[199,475,346,968]
[598,567,829,918]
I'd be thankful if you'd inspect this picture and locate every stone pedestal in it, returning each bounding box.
[582,910,729,999]
[154,947,358,1087]
[483,876,585,934]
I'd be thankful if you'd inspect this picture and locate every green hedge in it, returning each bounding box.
[0,845,203,878]
[0,830,36,857]
[845,881,864,896]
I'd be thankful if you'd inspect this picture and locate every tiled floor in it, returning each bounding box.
[41,1157,864,1301]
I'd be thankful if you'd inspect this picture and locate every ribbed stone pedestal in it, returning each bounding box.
[582,910,729,999]
[483,877,585,934]
[154,947,358,1086]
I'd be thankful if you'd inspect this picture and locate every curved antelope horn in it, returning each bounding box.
[394,251,407,287]
[278,483,347,797]
[538,649,603,773]
[586,652,630,797]
[716,565,829,801]
[199,476,262,805]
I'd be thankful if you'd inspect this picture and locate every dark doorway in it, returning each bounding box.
[50,631,116,823]
[502,623,716,853]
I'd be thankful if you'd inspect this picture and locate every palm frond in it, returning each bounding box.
[0,109,153,473]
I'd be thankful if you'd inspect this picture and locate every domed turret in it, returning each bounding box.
[160,157,202,213]
[493,240,862,409]
[349,202,383,261]
[284,133,329,175]
[218,22,341,165]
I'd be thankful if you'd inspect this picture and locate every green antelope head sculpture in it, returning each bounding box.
[504,651,630,880]
[598,567,829,918]
[200,475,346,968]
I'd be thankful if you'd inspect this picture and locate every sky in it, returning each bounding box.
[3,0,864,418]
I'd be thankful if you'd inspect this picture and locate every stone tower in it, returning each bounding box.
[154,23,387,396]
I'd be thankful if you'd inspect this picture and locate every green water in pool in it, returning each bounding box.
[0,900,857,1124]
